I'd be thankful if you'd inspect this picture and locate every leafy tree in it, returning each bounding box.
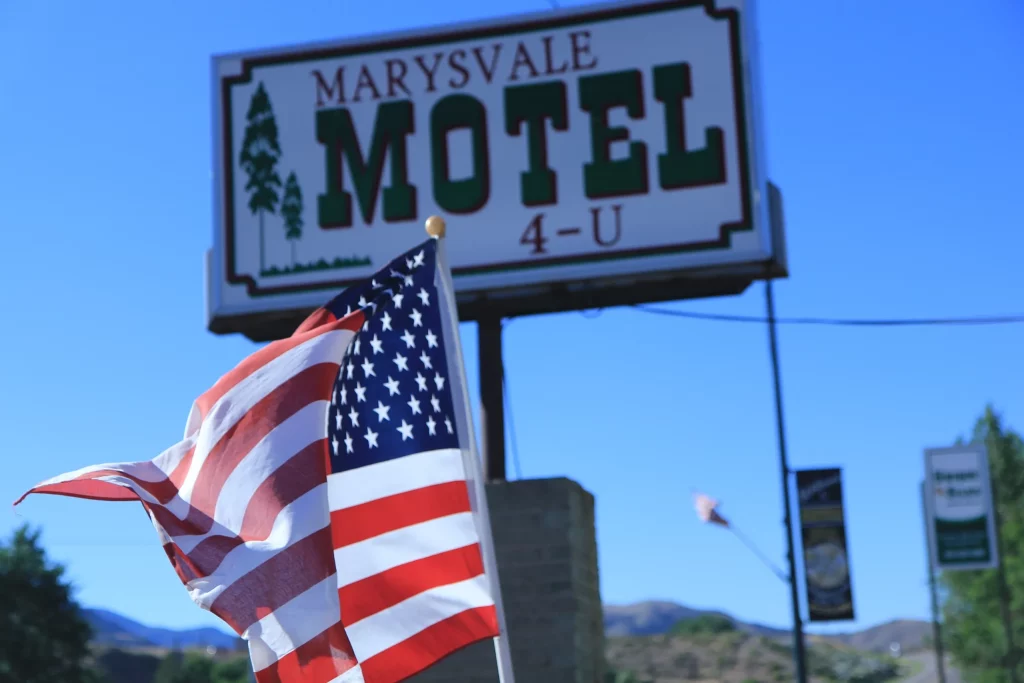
[211,655,252,683]
[604,668,653,683]
[671,613,738,635]
[280,171,304,266]
[153,651,184,683]
[93,648,161,683]
[154,651,250,683]
[941,406,1024,683]
[0,524,101,683]
[239,81,283,274]
[154,651,214,683]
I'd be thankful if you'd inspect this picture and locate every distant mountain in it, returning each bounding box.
[603,601,931,653]
[603,601,786,639]
[815,619,932,653]
[84,608,241,651]
[604,601,709,637]
[84,601,930,656]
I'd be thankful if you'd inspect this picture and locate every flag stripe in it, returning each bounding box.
[326,448,466,511]
[292,308,342,337]
[329,480,471,548]
[174,435,329,576]
[160,538,203,586]
[347,575,495,661]
[333,511,480,587]
[240,438,328,539]
[211,527,335,634]
[189,483,330,610]
[194,317,357,423]
[358,606,499,683]
[245,573,346,672]
[182,327,354,501]
[339,544,485,626]
[213,401,330,535]
[12,441,195,506]
[181,364,338,539]
[253,623,360,683]
[19,478,141,503]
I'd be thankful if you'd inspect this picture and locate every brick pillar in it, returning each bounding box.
[409,477,605,683]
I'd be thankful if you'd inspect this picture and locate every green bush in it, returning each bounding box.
[605,667,654,683]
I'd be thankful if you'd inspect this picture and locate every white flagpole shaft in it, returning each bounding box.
[428,218,516,683]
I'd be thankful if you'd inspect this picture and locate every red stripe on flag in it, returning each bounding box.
[182,439,329,578]
[330,480,472,549]
[253,621,359,683]
[68,469,180,503]
[210,526,336,634]
[240,439,329,539]
[194,312,361,421]
[183,534,245,579]
[178,362,340,537]
[292,307,339,336]
[14,478,141,505]
[339,544,486,626]
[167,446,195,488]
[13,445,197,506]
[358,606,499,683]
[160,540,203,589]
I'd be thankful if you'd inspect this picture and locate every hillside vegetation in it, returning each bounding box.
[605,615,906,683]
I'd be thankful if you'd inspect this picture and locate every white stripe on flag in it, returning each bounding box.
[347,574,495,661]
[333,512,480,587]
[186,483,330,609]
[212,400,329,532]
[326,448,466,510]
[329,666,365,683]
[245,573,341,672]
[178,329,353,507]
[32,445,189,488]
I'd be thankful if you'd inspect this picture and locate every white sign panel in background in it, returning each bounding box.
[923,444,999,572]
[208,0,772,329]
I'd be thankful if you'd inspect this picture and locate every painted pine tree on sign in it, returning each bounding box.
[281,172,304,267]
[238,82,282,275]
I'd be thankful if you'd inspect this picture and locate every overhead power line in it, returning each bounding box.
[633,305,1024,327]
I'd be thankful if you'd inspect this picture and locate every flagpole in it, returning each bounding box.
[765,277,808,683]
[426,216,517,683]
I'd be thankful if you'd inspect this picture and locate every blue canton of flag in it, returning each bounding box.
[325,240,459,474]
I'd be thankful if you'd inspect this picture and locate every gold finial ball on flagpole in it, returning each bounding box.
[425,215,446,238]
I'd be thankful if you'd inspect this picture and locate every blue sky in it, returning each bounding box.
[1,0,1022,638]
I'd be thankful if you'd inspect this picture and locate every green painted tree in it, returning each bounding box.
[280,171,304,267]
[0,524,101,683]
[941,406,1024,683]
[239,81,283,274]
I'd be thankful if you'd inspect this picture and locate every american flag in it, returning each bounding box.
[15,238,503,683]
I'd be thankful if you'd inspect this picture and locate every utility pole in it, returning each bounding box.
[764,278,808,683]
[990,473,1019,683]
[921,481,948,683]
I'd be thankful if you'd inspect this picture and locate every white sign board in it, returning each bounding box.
[208,0,773,332]
[923,444,999,572]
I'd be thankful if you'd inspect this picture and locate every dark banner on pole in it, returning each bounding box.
[796,468,855,622]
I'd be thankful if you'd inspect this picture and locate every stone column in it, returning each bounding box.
[409,477,605,683]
